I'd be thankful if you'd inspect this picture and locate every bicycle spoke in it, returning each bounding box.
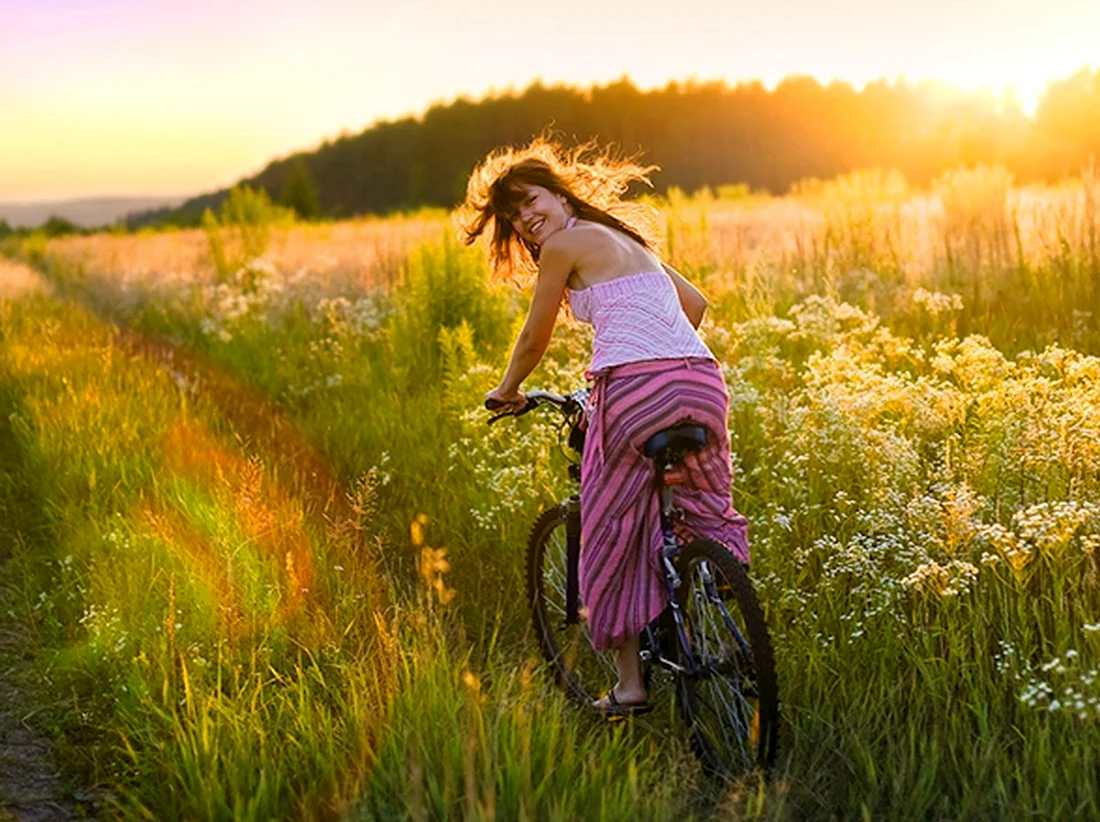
[695,679,752,768]
[679,547,770,776]
[693,637,753,763]
[691,590,751,761]
[532,512,618,700]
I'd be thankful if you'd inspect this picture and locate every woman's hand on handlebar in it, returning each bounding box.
[485,384,526,412]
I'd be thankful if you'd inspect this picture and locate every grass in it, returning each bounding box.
[0,288,392,820]
[2,164,1100,818]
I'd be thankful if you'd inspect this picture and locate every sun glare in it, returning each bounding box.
[945,71,1049,118]
[916,48,1090,117]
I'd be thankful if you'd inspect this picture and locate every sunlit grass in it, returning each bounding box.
[2,164,1100,818]
[0,294,392,819]
[358,601,691,821]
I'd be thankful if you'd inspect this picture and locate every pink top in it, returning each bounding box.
[568,269,714,372]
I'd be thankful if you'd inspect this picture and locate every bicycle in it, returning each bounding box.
[487,388,779,778]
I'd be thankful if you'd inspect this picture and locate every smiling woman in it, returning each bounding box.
[458,138,660,282]
[459,136,750,716]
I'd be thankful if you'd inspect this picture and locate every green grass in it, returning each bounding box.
[0,294,392,820]
[3,169,1100,818]
[357,603,688,822]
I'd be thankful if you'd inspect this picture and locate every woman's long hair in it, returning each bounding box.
[458,136,660,283]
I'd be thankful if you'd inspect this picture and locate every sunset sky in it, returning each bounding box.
[2,0,1097,203]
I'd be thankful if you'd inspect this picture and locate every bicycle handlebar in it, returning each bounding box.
[484,389,587,424]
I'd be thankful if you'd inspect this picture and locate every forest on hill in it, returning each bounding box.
[130,69,1100,227]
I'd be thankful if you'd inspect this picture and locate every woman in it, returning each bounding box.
[461,138,750,715]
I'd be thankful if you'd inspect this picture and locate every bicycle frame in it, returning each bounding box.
[647,465,757,680]
[490,389,755,682]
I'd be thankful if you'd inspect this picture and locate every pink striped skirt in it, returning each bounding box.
[580,357,750,651]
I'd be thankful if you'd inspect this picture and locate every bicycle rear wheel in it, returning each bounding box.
[675,538,779,776]
[526,504,616,705]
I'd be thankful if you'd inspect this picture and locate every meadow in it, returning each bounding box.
[2,163,1100,820]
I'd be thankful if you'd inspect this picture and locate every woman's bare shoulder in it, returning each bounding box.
[542,221,602,257]
[553,220,619,252]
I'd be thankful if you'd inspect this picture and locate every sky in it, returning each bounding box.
[2,0,1098,203]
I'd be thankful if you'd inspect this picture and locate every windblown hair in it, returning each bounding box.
[458,136,660,282]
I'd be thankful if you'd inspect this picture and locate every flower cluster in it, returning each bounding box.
[912,287,964,316]
[411,513,456,605]
[901,559,979,597]
[1016,649,1100,721]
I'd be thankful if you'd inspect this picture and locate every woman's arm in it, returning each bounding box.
[487,238,574,407]
[662,262,708,328]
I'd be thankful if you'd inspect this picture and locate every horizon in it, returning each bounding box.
[3,0,1098,202]
[0,69,1079,209]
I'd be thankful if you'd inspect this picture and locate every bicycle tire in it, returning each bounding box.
[526,503,617,705]
[674,538,779,776]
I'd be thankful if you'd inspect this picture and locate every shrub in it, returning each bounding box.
[202,185,295,282]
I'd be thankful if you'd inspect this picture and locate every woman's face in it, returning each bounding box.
[507,184,571,246]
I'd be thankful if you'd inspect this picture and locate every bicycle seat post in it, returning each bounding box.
[643,423,708,595]
[653,462,681,585]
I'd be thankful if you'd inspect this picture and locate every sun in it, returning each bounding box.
[948,74,1047,118]
[939,55,1075,117]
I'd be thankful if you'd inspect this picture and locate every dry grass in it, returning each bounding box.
[0,259,50,299]
[48,212,449,296]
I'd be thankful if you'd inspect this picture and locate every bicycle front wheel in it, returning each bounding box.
[675,538,779,776]
[526,503,616,705]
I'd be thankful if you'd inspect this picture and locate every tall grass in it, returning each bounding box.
[3,164,1100,818]
[659,165,1100,353]
[358,597,690,821]
[0,291,392,819]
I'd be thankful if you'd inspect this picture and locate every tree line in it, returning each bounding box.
[117,68,1098,228]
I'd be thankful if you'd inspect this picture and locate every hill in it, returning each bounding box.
[0,196,186,230]
[129,71,1100,228]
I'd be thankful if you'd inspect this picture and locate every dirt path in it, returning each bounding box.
[1,260,83,819]
[0,620,83,821]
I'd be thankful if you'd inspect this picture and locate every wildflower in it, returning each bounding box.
[433,580,457,605]
[419,547,450,581]
[461,670,481,693]
[1013,501,1097,555]
[410,513,429,546]
[418,545,456,604]
[902,559,978,596]
[912,287,964,316]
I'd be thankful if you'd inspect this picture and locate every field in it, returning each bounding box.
[2,165,1100,820]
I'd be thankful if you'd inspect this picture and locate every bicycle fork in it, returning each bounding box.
[564,495,582,626]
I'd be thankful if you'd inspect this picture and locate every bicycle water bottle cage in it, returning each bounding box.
[643,423,708,463]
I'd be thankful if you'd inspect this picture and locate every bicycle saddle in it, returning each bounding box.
[643,423,708,461]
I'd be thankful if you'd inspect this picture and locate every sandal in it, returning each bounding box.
[592,686,652,717]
